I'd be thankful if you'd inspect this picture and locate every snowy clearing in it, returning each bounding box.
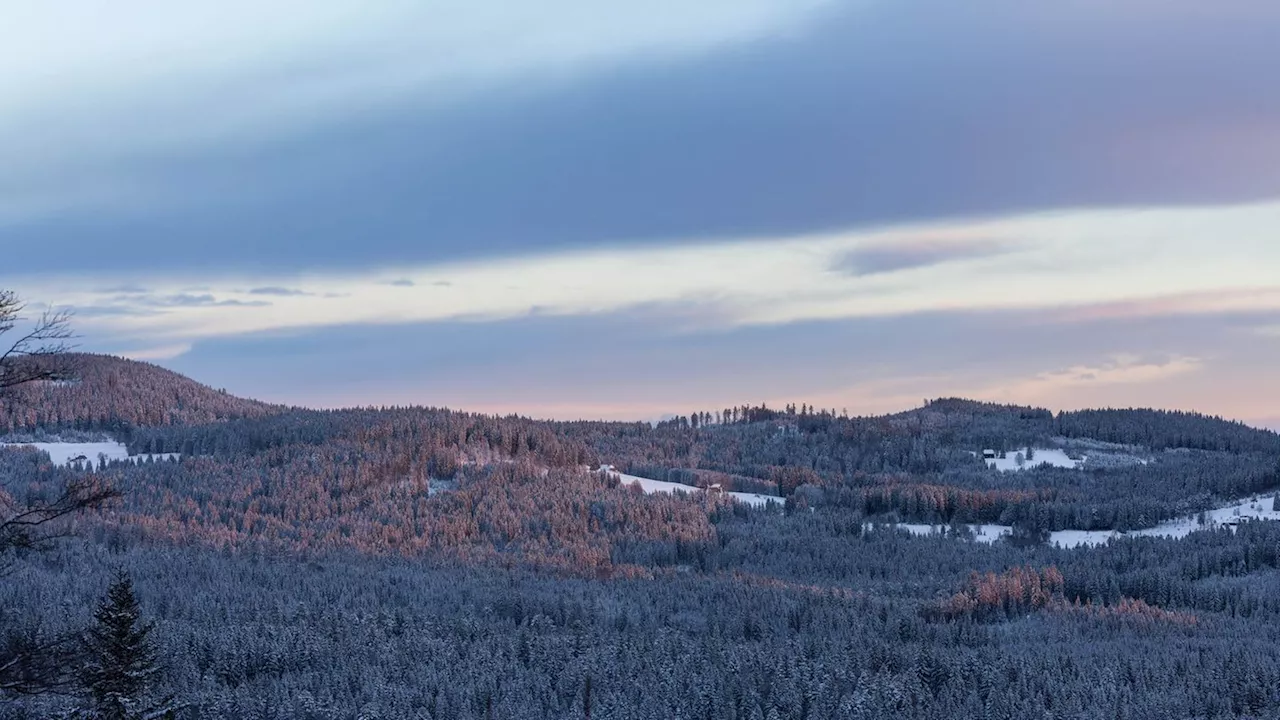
[897,523,1012,544]
[604,470,781,508]
[986,448,1082,472]
[1047,496,1280,547]
[883,494,1280,549]
[0,441,179,466]
[985,445,1150,472]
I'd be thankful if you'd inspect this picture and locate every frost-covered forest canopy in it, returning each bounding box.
[4,353,1280,718]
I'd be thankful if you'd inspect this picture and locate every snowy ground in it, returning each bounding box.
[1049,495,1280,547]
[1058,438,1151,469]
[603,458,1279,543]
[896,523,1012,544]
[882,494,1280,549]
[986,447,1082,472]
[0,441,179,466]
[985,444,1151,472]
[604,470,781,508]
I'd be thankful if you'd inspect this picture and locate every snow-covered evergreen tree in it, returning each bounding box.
[76,573,174,720]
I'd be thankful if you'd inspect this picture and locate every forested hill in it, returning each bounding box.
[885,398,1280,454]
[7,371,1280,717]
[0,353,282,432]
[5,356,1277,536]
[1056,406,1280,453]
[578,397,1280,481]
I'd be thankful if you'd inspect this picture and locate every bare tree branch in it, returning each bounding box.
[0,628,80,697]
[0,475,120,698]
[0,475,120,699]
[0,290,120,702]
[0,289,77,392]
[0,477,121,577]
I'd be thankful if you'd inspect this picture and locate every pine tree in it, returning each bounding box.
[77,573,174,720]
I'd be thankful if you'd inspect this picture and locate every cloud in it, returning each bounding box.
[5,2,1280,277]
[248,286,313,296]
[973,355,1204,405]
[135,294,272,308]
[12,199,1280,349]
[833,240,1010,277]
[116,343,195,362]
[66,293,274,321]
[383,279,416,287]
[0,0,837,225]
[1046,288,1280,324]
[94,285,150,295]
[69,306,161,319]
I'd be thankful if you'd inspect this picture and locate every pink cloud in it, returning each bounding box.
[1048,287,1280,323]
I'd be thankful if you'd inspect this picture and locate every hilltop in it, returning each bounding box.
[0,353,282,433]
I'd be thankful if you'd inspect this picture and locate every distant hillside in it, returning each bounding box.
[0,353,281,432]
[897,399,1280,454]
[1055,407,1280,454]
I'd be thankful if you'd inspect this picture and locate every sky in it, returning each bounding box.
[3,1,1279,428]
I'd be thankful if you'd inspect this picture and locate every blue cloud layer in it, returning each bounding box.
[5,1,1280,276]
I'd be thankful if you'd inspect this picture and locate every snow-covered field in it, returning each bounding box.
[883,494,1280,549]
[0,441,179,466]
[985,445,1151,472]
[605,470,781,508]
[986,448,1081,472]
[897,523,1012,544]
[1047,495,1280,547]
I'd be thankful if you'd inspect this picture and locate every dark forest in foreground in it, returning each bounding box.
[4,355,1280,719]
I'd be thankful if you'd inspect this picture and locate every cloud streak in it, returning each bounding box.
[13,199,1280,353]
[248,287,313,297]
[970,355,1205,406]
[833,240,1010,277]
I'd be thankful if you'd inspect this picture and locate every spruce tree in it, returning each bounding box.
[77,573,173,720]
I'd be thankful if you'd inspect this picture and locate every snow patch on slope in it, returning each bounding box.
[602,469,781,508]
[897,523,1012,544]
[884,494,1280,549]
[987,447,1082,472]
[0,441,179,466]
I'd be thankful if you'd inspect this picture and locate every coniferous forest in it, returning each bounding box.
[4,354,1280,718]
